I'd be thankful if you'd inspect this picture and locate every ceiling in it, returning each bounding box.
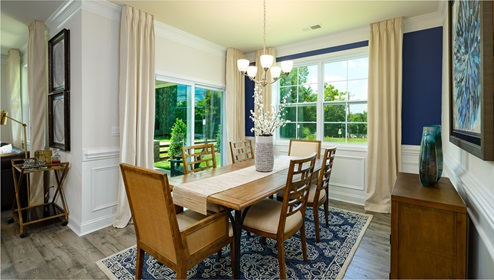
[1,0,440,56]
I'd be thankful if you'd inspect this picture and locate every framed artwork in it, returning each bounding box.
[449,0,494,160]
[48,28,71,151]
[48,29,70,92]
[48,91,70,151]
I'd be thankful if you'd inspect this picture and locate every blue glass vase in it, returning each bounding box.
[419,125,443,187]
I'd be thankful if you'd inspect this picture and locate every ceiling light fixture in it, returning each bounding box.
[237,0,293,87]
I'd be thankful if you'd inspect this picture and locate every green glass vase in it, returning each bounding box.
[419,125,443,186]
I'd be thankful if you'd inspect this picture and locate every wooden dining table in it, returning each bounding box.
[168,155,321,279]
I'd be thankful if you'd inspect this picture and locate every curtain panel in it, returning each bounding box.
[28,21,47,206]
[364,17,403,213]
[225,48,246,164]
[113,6,156,228]
[6,49,22,148]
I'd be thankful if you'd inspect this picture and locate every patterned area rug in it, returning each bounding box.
[97,207,372,279]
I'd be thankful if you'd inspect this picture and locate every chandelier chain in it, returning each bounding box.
[263,0,266,54]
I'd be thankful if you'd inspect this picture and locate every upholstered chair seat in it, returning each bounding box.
[242,199,303,235]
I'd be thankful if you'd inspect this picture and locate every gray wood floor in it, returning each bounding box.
[1,199,390,279]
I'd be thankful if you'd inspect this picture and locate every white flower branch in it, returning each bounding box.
[250,84,290,136]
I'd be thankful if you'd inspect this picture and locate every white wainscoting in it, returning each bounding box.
[445,155,494,266]
[79,147,120,236]
[274,142,420,206]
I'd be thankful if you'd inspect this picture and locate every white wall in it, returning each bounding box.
[44,0,227,235]
[1,55,13,143]
[439,2,494,277]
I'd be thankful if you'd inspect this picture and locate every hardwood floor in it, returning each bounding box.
[1,200,390,279]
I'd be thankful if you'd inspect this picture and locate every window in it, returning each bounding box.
[277,50,368,144]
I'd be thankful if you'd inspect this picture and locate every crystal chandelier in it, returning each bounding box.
[237,0,293,87]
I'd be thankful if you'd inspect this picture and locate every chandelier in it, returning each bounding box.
[237,0,293,87]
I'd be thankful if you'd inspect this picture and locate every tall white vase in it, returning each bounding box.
[255,135,274,172]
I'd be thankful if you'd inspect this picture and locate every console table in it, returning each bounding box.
[390,172,467,278]
[10,159,70,238]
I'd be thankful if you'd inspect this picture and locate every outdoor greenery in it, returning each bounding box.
[168,119,187,159]
[279,66,367,142]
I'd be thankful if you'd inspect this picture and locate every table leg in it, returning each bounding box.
[224,208,242,279]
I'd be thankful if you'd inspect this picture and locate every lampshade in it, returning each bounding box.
[0,110,8,125]
[247,66,258,78]
[260,54,274,69]
[281,60,294,74]
[237,59,250,72]
[270,66,281,79]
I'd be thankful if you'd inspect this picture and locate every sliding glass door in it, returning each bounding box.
[154,77,224,174]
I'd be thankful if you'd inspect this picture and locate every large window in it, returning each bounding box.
[278,50,368,144]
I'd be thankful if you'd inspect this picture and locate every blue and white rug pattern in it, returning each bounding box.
[97,207,372,279]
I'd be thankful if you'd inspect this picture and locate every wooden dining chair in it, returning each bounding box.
[229,139,254,163]
[181,143,217,174]
[242,153,317,279]
[119,163,234,279]
[288,139,321,159]
[308,147,336,242]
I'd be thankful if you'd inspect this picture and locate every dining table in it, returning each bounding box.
[168,155,321,279]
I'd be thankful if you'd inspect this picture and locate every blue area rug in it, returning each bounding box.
[97,207,372,279]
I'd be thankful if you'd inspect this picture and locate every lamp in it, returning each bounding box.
[237,0,293,87]
[1,109,28,159]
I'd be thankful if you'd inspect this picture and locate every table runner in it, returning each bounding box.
[173,156,292,214]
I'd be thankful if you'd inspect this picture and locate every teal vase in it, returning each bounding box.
[419,125,443,187]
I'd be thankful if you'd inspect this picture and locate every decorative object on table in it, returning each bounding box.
[449,0,494,161]
[96,206,372,280]
[48,28,71,151]
[250,84,289,172]
[419,125,443,186]
[0,109,28,158]
[35,150,52,166]
[51,149,61,164]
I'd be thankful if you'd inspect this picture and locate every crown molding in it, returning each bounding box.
[403,11,443,33]
[154,20,226,58]
[45,0,81,31]
[82,0,121,22]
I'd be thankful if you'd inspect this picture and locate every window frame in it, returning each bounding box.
[274,47,369,146]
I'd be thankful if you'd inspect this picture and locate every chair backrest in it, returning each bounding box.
[316,147,337,195]
[288,139,321,159]
[279,153,317,231]
[181,143,217,174]
[119,163,182,263]
[229,139,254,163]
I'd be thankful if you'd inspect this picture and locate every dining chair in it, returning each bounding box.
[288,139,321,159]
[308,147,336,243]
[119,163,234,279]
[229,139,254,163]
[181,143,217,174]
[242,153,317,279]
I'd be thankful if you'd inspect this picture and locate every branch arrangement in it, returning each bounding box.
[250,84,290,136]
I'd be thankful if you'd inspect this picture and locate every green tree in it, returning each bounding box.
[168,119,187,158]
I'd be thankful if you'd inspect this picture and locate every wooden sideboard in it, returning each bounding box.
[390,172,467,279]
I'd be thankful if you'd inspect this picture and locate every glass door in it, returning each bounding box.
[154,78,224,175]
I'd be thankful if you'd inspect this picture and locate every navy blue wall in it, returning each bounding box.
[244,27,443,144]
[402,27,443,145]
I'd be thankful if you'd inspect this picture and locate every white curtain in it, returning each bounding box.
[365,18,403,213]
[6,49,22,148]
[256,47,276,112]
[28,21,47,206]
[113,5,155,228]
[225,48,245,164]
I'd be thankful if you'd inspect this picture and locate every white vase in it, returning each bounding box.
[255,135,274,172]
